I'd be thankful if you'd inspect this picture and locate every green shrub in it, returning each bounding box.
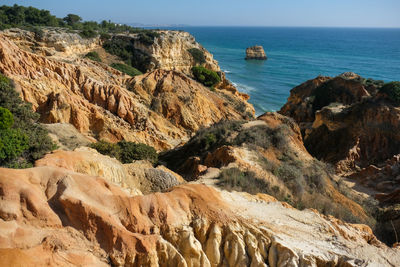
[138,32,159,45]
[84,51,101,62]
[99,32,111,40]
[188,48,206,64]
[110,63,142,76]
[0,73,56,167]
[79,28,98,39]
[118,140,158,164]
[89,141,121,159]
[0,128,29,163]
[0,107,14,130]
[90,140,158,164]
[191,66,221,87]
[103,37,151,72]
[380,81,400,105]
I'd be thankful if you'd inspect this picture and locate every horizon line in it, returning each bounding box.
[132,24,400,29]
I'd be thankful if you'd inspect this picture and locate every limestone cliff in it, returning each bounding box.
[0,33,253,150]
[0,164,398,266]
[2,28,101,58]
[134,30,220,75]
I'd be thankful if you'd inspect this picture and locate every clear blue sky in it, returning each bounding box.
[3,0,400,27]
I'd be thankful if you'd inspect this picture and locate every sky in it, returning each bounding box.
[2,0,400,28]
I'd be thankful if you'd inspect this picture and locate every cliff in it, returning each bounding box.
[1,162,398,266]
[0,32,253,150]
[279,73,400,245]
[279,72,393,173]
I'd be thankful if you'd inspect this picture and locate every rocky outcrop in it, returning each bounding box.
[279,73,396,173]
[135,30,220,75]
[0,165,398,266]
[2,28,101,58]
[161,112,369,224]
[245,45,267,60]
[0,33,253,150]
[35,147,183,195]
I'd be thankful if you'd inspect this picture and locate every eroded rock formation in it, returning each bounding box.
[0,33,253,150]
[279,73,398,174]
[0,164,398,266]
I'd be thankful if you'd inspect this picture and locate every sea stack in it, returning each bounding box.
[245,45,267,60]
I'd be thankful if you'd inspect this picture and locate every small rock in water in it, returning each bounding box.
[245,45,267,60]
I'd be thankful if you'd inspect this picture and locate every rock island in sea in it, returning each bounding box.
[245,45,267,60]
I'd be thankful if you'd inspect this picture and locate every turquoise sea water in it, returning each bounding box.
[165,27,400,115]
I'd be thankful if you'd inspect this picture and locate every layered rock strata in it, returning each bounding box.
[0,164,398,266]
[0,33,253,150]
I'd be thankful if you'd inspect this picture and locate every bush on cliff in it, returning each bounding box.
[0,73,56,168]
[118,141,158,164]
[380,81,400,105]
[191,66,221,87]
[110,63,142,76]
[0,108,29,164]
[90,140,158,164]
[103,37,151,72]
[79,28,98,39]
[188,48,206,64]
[138,32,160,46]
[84,51,101,62]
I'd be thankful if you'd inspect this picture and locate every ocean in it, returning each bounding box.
[164,27,400,115]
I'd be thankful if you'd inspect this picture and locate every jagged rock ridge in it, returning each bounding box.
[0,32,253,150]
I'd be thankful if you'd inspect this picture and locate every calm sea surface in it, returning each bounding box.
[163,27,400,115]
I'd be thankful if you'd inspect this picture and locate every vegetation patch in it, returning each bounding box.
[110,63,142,76]
[84,51,101,62]
[192,66,221,87]
[0,73,56,168]
[0,4,159,39]
[90,140,158,164]
[138,32,160,46]
[217,168,270,195]
[380,81,400,105]
[188,48,206,64]
[103,37,152,72]
[79,28,98,39]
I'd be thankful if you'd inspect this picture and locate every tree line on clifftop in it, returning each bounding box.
[0,4,158,38]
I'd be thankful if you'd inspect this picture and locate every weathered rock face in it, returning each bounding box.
[2,28,101,58]
[0,165,398,266]
[137,30,220,75]
[0,33,253,150]
[245,45,267,60]
[279,73,395,173]
[35,147,183,195]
